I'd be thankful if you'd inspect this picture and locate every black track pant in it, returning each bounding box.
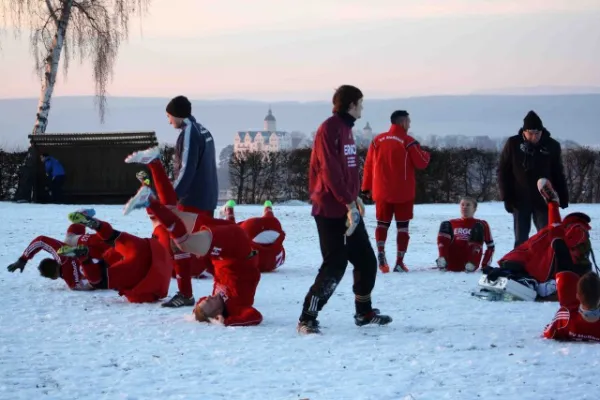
[513,203,548,248]
[299,215,377,322]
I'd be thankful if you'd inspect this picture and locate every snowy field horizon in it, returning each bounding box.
[2,201,600,400]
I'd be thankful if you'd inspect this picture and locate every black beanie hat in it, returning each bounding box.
[166,95,192,119]
[523,110,543,131]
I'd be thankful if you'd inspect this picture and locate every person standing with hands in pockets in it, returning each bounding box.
[297,85,393,335]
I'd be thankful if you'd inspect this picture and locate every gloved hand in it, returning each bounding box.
[360,190,371,201]
[7,258,26,273]
[345,201,361,236]
[560,201,568,209]
[356,197,365,216]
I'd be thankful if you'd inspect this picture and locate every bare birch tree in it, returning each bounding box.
[0,0,149,134]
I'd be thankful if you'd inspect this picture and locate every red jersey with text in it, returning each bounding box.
[439,218,494,272]
[21,235,95,290]
[362,125,430,204]
[309,113,359,218]
[543,271,600,341]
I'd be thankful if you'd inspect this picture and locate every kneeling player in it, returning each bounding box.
[221,199,286,273]
[124,188,263,326]
[479,179,593,301]
[435,197,495,272]
[62,210,173,303]
[543,225,600,341]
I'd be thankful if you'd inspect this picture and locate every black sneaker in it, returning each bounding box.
[354,310,393,326]
[161,292,195,308]
[297,319,321,334]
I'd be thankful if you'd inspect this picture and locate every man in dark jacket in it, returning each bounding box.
[297,85,392,335]
[498,110,568,248]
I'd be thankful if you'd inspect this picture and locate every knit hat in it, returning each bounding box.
[166,95,192,119]
[523,110,543,131]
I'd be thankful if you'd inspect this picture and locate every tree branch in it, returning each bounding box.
[45,0,59,25]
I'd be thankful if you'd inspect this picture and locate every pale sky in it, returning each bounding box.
[0,0,599,100]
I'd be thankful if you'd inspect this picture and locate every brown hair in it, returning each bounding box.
[332,85,363,113]
[193,303,209,322]
[38,258,59,279]
[460,196,478,208]
[577,272,600,310]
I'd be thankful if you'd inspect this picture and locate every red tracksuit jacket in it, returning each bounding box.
[362,125,430,204]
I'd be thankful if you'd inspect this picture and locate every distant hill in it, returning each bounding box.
[0,94,599,152]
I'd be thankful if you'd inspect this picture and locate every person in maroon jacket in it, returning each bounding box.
[297,85,393,335]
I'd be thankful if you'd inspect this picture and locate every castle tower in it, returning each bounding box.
[264,107,276,132]
[363,122,373,136]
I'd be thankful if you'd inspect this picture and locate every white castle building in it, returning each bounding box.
[234,108,293,153]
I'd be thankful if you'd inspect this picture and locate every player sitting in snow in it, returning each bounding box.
[221,199,286,273]
[435,197,495,272]
[123,186,263,326]
[479,178,594,301]
[56,210,174,303]
[7,210,112,290]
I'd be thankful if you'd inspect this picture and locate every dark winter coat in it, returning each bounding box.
[173,115,218,212]
[498,129,568,212]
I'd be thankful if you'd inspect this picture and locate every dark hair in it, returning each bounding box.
[460,196,478,208]
[38,258,59,279]
[332,85,363,113]
[578,272,600,310]
[390,110,409,124]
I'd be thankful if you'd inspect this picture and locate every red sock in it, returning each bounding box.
[437,234,451,259]
[375,221,390,253]
[225,207,235,222]
[95,220,118,241]
[147,200,188,242]
[66,224,85,236]
[467,241,483,266]
[148,159,177,206]
[174,253,193,298]
[548,202,562,226]
[396,231,409,254]
[264,208,274,218]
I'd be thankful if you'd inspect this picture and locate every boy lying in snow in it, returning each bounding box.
[7,210,111,291]
[8,209,174,303]
[124,185,263,326]
[543,219,600,341]
[479,179,594,301]
[220,199,286,273]
[435,196,495,272]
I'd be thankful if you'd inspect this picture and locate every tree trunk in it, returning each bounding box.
[15,1,72,202]
[33,0,73,135]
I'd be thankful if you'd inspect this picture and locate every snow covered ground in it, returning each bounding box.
[2,201,600,400]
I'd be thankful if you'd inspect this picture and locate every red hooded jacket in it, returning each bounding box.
[362,125,430,204]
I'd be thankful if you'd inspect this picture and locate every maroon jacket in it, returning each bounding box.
[309,113,359,218]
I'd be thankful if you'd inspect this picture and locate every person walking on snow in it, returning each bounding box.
[361,110,430,273]
[297,85,392,335]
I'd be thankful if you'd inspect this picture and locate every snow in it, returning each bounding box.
[2,201,600,400]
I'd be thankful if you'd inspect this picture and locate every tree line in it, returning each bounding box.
[2,144,600,204]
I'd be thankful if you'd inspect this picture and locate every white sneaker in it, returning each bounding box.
[125,146,160,164]
[123,186,154,215]
[537,178,559,204]
[436,257,447,269]
[536,279,557,298]
[465,262,477,272]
